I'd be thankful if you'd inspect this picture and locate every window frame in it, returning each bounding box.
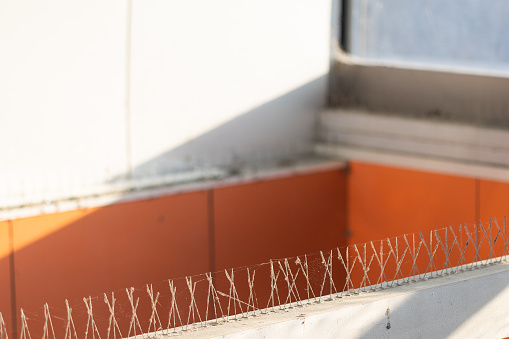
[329,0,509,129]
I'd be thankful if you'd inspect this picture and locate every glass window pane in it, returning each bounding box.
[347,0,509,73]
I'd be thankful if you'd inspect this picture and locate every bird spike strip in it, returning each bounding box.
[0,312,8,339]
[2,217,508,338]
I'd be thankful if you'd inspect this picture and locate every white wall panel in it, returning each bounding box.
[0,0,128,195]
[130,0,331,176]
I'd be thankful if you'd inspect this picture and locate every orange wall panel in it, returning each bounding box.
[11,192,209,337]
[0,221,12,338]
[479,179,509,222]
[213,170,347,271]
[347,161,477,245]
[479,179,509,260]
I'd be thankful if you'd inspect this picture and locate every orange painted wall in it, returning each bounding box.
[2,165,509,336]
[0,170,348,336]
[0,221,12,337]
[213,169,348,310]
[213,170,348,271]
[346,161,477,245]
[478,179,509,260]
[345,161,481,287]
[479,179,509,222]
[11,192,209,337]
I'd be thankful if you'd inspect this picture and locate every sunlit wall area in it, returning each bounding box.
[0,0,332,206]
[130,0,332,177]
[0,0,128,206]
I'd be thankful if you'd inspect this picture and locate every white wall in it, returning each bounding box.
[0,0,128,203]
[0,0,332,206]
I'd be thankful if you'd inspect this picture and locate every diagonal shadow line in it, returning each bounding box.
[130,75,327,178]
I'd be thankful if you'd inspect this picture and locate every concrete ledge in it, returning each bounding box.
[178,262,509,339]
[320,109,509,168]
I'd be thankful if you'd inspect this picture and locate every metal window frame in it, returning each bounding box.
[329,0,509,129]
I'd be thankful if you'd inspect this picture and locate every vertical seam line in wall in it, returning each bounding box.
[125,0,133,179]
[8,220,17,339]
[207,190,216,281]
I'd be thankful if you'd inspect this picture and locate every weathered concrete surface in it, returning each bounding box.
[180,262,509,339]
